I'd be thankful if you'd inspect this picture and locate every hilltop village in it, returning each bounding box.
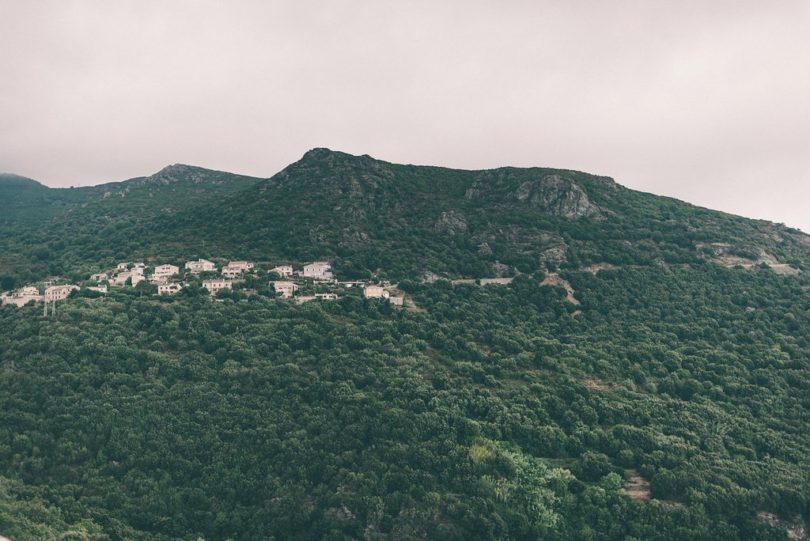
[0,259,406,309]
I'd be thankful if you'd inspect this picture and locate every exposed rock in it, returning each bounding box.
[758,511,807,540]
[341,230,370,246]
[478,242,493,256]
[540,243,567,264]
[512,175,602,219]
[434,211,467,236]
[491,261,511,276]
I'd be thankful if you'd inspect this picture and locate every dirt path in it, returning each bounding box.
[624,469,651,500]
[540,273,580,305]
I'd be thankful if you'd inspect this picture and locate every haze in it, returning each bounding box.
[1,1,809,231]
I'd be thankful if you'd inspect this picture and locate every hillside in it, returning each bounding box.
[0,165,263,286]
[1,151,810,540]
[2,149,808,285]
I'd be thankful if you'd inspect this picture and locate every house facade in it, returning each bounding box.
[44,285,79,302]
[271,281,298,299]
[153,264,180,281]
[363,285,389,299]
[185,259,216,273]
[1,286,43,307]
[270,265,293,277]
[90,272,108,282]
[158,283,183,295]
[303,261,333,280]
[203,279,231,294]
[221,261,254,279]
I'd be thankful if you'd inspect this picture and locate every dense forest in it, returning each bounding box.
[1,151,810,539]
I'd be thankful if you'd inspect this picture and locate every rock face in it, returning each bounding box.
[512,175,601,219]
[434,211,468,236]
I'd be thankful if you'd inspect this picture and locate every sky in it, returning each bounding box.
[1,1,809,230]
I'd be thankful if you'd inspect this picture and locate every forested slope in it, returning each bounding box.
[1,151,810,540]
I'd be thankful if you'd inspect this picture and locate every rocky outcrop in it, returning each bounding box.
[434,211,468,236]
[512,175,601,219]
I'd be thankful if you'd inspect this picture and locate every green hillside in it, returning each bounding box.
[1,151,809,540]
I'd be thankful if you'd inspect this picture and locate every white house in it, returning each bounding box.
[19,286,39,296]
[203,279,231,294]
[90,272,108,282]
[363,285,389,299]
[389,296,405,306]
[226,261,254,272]
[221,261,254,279]
[44,285,78,302]
[303,261,333,280]
[271,281,298,299]
[116,262,129,271]
[112,271,144,287]
[185,259,216,273]
[315,293,338,300]
[158,283,183,295]
[270,265,293,277]
[87,285,108,294]
[152,264,180,282]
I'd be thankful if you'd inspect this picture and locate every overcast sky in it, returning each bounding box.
[1,1,809,230]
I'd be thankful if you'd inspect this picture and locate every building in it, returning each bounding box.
[221,261,254,279]
[226,261,254,272]
[90,272,108,282]
[271,281,298,299]
[152,264,180,282]
[111,272,130,286]
[389,296,405,306]
[112,271,144,287]
[363,285,390,299]
[203,279,231,294]
[1,287,43,307]
[116,262,129,271]
[133,262,146,270]
[303,261,333,280]
[270,265,294,277]
[185,259,217,273]
[158,283,183,295]
[87,285,108,293]
[44,285,78,302]
[315,293,338,300]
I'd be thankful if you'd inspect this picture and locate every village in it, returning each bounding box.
[0,258,406,309]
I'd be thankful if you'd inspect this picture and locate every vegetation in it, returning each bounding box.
[1,150,809,539]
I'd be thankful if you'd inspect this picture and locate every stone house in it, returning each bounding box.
[44,285,78,302]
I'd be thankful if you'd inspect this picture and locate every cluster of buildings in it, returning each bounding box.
[1,258,404,308]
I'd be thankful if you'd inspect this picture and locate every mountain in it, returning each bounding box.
[1,151,810,540]
[5,148,806,285]
[0,165,263,284]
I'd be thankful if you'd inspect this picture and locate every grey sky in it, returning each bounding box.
[2,1,809,230]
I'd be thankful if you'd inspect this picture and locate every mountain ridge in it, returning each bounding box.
[1,148,808,284]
